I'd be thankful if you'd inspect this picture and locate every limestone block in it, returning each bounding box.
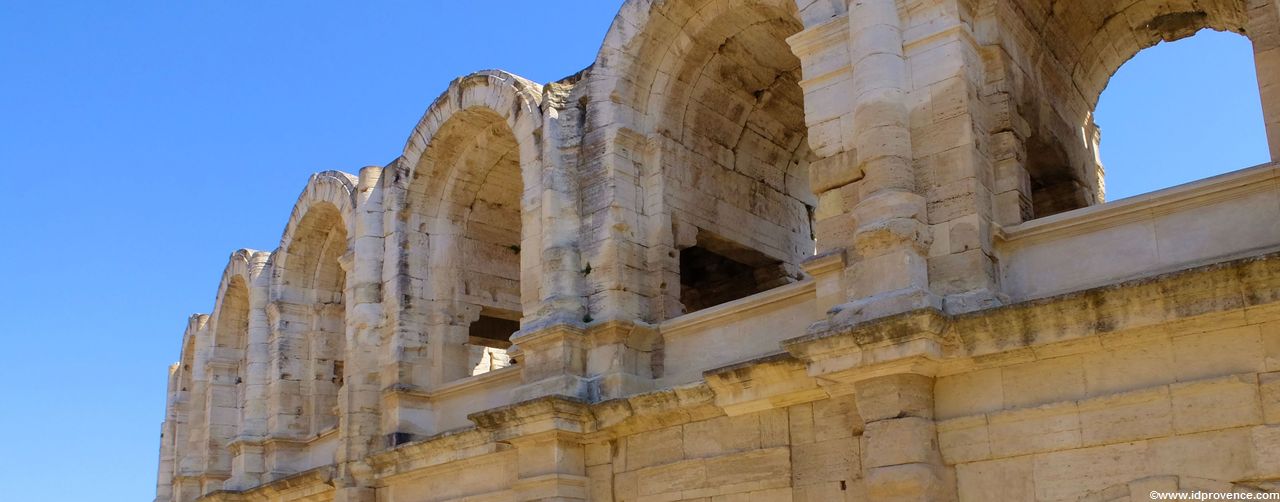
[863,462,949,502]
[789,403,816,445]
[636,458,706,497]
[1264,321,1280,371]
[810,149,862,194]
[1082,338,1176,398]
[1171,326,1265,382]
[1150,428,1256,482]
[588,464,612,502]
[760,408,791,449]
[937,415,992,464]
[854,373,934,422]
[1169,374,1263,434]
[1262,372,1280,424]
[1001,355,1085,409]
[812,395,863,441]
[1078,386,1173,447]
[935,368,1003,420]
[1032,442,1150,501]
[682,414,762,459]
[703,448,792,492]
[615,470,638,502]
[988,401,1081,458]
[626,426,684,470]
[956,456,1034,502]
[792,437,858,487]
[586,441,612,467]
[861,417,938,468]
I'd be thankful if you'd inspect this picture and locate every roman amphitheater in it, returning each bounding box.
[154,0,1280,500]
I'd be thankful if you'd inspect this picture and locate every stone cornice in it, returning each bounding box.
[196,466,333,502]
[467,395,591,439]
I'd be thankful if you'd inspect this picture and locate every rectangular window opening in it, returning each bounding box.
[467,308,519,376]
[678,230,790,315]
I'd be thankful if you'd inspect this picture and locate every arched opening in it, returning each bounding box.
[280,203,347,435]
[203,275,250,477]
[984,0,1273,223]
[643,2,815,319]
[405,106,524,380]
[1094,29,1267,199]
[217,277,250,412]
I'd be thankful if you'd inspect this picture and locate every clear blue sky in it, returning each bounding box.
[0,2,1267,500]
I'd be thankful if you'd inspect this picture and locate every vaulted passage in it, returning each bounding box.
[405,106,523,380]
[645,3,815,318]
[279,203,347,435]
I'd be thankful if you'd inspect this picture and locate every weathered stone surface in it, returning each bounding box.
[155,1,1280,501]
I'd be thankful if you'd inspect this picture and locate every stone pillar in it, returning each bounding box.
[173,477,201,502]
[334,166,386,502]
[227,254,271,490]
[201,358,238,489]
[264,301,308,478]
[511,432,589,502]
[782,309,954,501]
[902,1,1002,313]
[854,373,952,502]
[471,397,591,502]
[155,365,179,502]
[1252,0,1280,161]
[181,316,212,495]
[584,321,658,400]
[511,319,659,402]
[510,324,590,401]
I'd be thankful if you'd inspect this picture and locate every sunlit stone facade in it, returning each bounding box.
[156,1,1280,500]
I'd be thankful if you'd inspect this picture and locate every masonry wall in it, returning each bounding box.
[156,0,1280,501]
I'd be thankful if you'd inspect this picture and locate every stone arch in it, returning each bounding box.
[588,0,815,320]
[394,70,545,383]
[266,171,357,457]
[174,313,209,499]
[210,251,256,350]
[979,0,1278,222]
[199,249,267,481]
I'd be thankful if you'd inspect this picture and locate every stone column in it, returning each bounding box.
[836,0,937,323]
[529,94,587,327]
[228,254,271,489]
[791,0,939,328]
[334,166,386,502]
[854,373,953,502]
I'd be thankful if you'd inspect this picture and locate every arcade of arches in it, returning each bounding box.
[157,1,1280,501]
